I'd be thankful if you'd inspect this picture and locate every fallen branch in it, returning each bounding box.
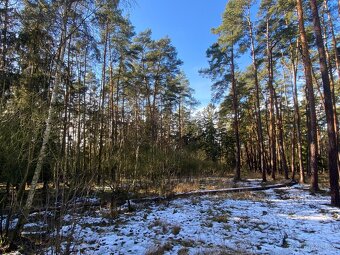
[130,180,298,204]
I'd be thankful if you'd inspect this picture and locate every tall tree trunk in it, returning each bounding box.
[115,63,122,147]
[98,22,109,185]
[178,100,182,141]
[266,18,276,180]
[324,0,340,79]
[323,0,340,170]
[296,0,319,190]
[322,3,340,155]
[265,95,271,176]
[291,120,296,179]
[76,59,82,175]
[275,91,289,179]
[83,49,88,176]
[231,45,241,181]
[247,14,266,182]
[60,36,72,184]
[309,0,340,206]
[292,49,305,183]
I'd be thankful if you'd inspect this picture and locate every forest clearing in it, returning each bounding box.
[1,0,340,253]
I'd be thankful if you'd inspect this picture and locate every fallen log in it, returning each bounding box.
[130,180,298,204]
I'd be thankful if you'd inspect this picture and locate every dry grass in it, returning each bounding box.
[224,191,267,201]
[148,219,182,236]
[169,177,240,194]
[173,182,200,193]
[145,242,173,255]
[148,219,168,234]
[177,239,195,247]
[178,247,190,255]
[171,225,181,235]
[193,247,252,255]
[105,172,335,198]
[209,214,229,223]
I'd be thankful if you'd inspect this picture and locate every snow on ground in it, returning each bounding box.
[42,182,340,255]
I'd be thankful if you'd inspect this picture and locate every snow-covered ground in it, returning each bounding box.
[27,182,340,254]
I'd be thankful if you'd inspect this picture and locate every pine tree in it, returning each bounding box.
[309,0,340,206]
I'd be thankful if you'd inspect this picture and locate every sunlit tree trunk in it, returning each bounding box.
[323,0,340,169]
[265,17,277,180]
[291,42,304,182]
[323,0,340,79]
[309,0,340,206]
[98,22,109,185]
[230,45,241,181]
[296,0,318,189]
[247,13,266,182]
[275,91,289,179]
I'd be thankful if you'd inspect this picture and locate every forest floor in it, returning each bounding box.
[16,179,340,255]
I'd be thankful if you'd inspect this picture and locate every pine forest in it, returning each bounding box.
[0,0,340,254]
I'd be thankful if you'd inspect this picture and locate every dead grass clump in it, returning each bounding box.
[145,242,173,255]
[149,219,182,236]
[149,218,163,228]
[209,215,229,223]
[148,219,169,234]
[170,177,253,194]
[177,239,195,247]
[171,225,181,235]
[178,247,190,255]
[173,182,200,193]
[193,247,251,255]
[149,219,182,235]
[242,171,263,180]
[227,191,266,201]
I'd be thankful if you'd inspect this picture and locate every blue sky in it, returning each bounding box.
[127,0,231,107]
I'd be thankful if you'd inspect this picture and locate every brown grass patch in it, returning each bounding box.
[145,242,173,255]
[193,247,252,255]
[173,182,200,193]
[209,214,229,223]
[171,225,181,235]
[224,191,267,201]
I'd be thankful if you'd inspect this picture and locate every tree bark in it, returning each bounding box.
[323,0,340,79]
[247,14,266,182]
[230,45,241,181]
[292,48,304,183]
[98,22,109,185]
[275,91,289,179]
[296,0,319,190]
[266,17,277,180]
[309,0,340,206]
[323,0,340,170]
